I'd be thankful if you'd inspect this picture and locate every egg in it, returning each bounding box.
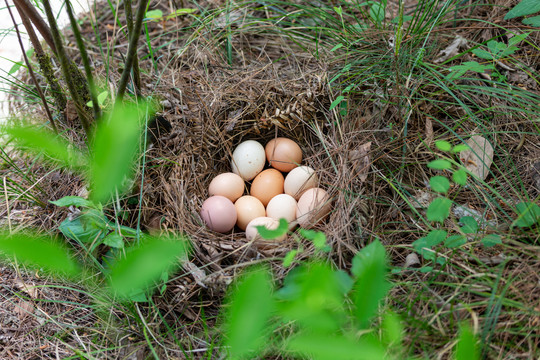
[231,140,266,181]
[234,195,266,230]
[208,172,245,202]
[296,188,331,228]
[266,194,297,228]
[250,169,284,206]
[265,138,302,173]
[284,166,318,200]
[246,216,286,241]
[200,196,237,233]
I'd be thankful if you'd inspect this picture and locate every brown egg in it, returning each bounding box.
[296,188,332,228]
[265,137,302,173]
[250,169,284,206]
[234,195,266,230]
[208,172,245,202]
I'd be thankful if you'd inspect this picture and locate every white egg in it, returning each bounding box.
[246,216,286,241]
[284,166,318,200]
[266,193,297,229]
[231,140,266,181]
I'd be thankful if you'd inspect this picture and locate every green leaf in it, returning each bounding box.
[504,0,540,20]
[299,228,327,250]
[8,61,24,75]
[165,8,196,20]
[512,202,540,228]
[5,126,86,170]
[454,324,479,360]
[430,176,450,194]
[330,43,344,52]
[103,232,124,248]
[508,32,530,46]
[414,230,447,252]
[428,159,452,170]
[435,140,452,152]
[256,218,288,240]
[445,234,467,248]
[452,144,469,153]
[460,216,479,234]
[351,240,391,328]
[382,311,403,347]
[90,102,152,204]
[145,9,163,19]
[452,168,468,186]
[283,249,298,267]
[369,2,385,24]
[223,266,274,359]
[481,234,502,247]
[108,236,188,298]
[87,91,109,108]
[58,212,107,244]
[427,197,452,223]
[286,332,385,360]
[330,95,345,111]
[522,15,540,26]
[0,231,81,277]
[50,196,94,208]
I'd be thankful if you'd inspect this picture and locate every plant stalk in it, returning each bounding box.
[41,0,92,138]
[123,0,141,97]
[64,0,101,119]
[12,0,57,55]
[5,0,58,134]
[116,0,149,100]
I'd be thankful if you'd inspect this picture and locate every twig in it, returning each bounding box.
[64,0,101,119]
[5,0,58,134]
[14,1,67,114]
[12,0,57,55]
[116,0,149,100]
[3,177,12,233]
[41,0,92,138]
[123,0,141,97]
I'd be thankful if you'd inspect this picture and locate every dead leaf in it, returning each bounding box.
[435,36,467,63]
[14,279,39,298]
[460,135,494,180]
[14,300,35,321]
[349,142,372,182]
[425,117,434,145]
[404,253,421,268]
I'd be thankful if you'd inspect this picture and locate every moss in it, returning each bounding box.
[37,53,66,110]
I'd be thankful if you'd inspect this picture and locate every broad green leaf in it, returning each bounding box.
[460,216,479,234]
[428,159,452,170]
[512,202,540,228]
[382,311,403,347]
[481,234,502,247]
[351,240,390,328]
[435,140,452,152]
[286,332,386,360]
[454,324,479,360]
[276,262,347,332]
[8,61,24,75]
[508,33,530,46]
[299,228,327,249]
[445,234,467,248]
[103,232,124,248]
[330,95,345,110]
[108,236,188,298]
[256,218,288,240]
[145,9,163,19]
[90,102,152,204]
[369,2,385,24]
[87,91,109,107]
[282,249,298,267]
[223,266,274,359]
[5,126,86,170]
[522,15,540,26]
[430,176,450,194]
[427,197,452,223]
[0,231,81,277]
[50,196,94,208]
[452,169,468,186]
[452,144,469,153]
[58,212,107,244]
[504,0,540,19]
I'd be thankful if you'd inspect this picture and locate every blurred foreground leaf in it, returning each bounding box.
[0,231,81,277]
[108,235,188,298]
[223,266,274,359]
[455,324,479,360]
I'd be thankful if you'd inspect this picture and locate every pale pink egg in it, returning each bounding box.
[200,196,237,233]
[296,188,331,228]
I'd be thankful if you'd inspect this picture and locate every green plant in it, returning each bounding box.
[504,0,540,27]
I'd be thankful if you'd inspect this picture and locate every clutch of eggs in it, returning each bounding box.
[201,138,331,234]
